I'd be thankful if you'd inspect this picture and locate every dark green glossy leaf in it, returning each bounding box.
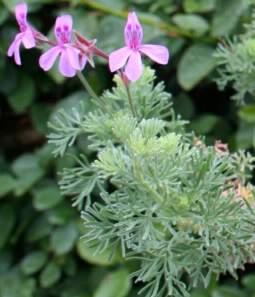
[33,183,63,211]
[242,274,255,290]
[94,268,131,297]
[46,201,76,225]
[0,270,36,297]
[50,222,78,255]
[0,174,15,197]
[7,75,35,113]
[212,0,249,37]
[172,14,209,37]
[30,103,51,134]
[39,262,61,288]
[20,251,47,275]
[26,215,52,242]
[184,0,216,12]
[0,204,15,250]
[189,114,220,134]
[77,240,122,266]
[178,44,216,90]
[239,104,255,123]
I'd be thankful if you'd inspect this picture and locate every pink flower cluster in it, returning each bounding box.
[8,2,169,82]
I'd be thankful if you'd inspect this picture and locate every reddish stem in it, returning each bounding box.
[74,31,109,60]
[34,31,57,46]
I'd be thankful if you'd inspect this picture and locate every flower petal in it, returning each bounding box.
[15,2,28,25]
[7,40,16,58]
[65,46,81,70]
[39,46,61,71]
[125,51,143,82]
[22,30,36,49]
[7,34,20,57]
[125,12,143,48]
[139,44,169,65]
[55,15,72,44]
[79,54,87,70]
[7,35,23,65]
[14,39,23,65]
[59,50,76,77]
[109,47,132,72]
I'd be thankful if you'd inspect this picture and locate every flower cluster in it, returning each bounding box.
[7,2,169,81]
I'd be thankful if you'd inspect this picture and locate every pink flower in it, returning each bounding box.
[109,12,169,82]
[39,15,85,77]
[7,2,36,65]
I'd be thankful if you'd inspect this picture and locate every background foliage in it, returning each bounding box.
[0,0,255,297]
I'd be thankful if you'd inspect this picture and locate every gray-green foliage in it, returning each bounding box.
[49,68,255,297]
[215,10,255,104]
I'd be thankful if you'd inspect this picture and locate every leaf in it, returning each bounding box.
[239,104,255,123]
[235,122,255,150]
[212,286,246,297]
[39,262,61,288]
[177,44,216,90]
[0,4,9,25]
[20,251,47,275]
[12,154,42,177]
[33,183,63,211]
[0,270,36,297]
[77,240,122,266]
[55,147,78,172]
[46,201,76,225]
[14,174,44,197]
[2,0,45,11]
[242,274,255,289]
[0,250,12,274]
[2,0,22,10]
[26,214,52,242]
[30,103,51,134]
[0,204,15,250]
[0,62,18,96]
[189,114,220,134]
[191,289,211,297]
[36,144,55,170]
[173,93,194,119]
[48,63,66,84]
[51,91,90,120]
[96,16,124,53]
[57,271,90,297]
[11,154,44,196]
[0,174,16,197]
[71,10,98,39]
[62,256,77,277]
[212,0,249,37]
[50,222,78,255]
[172,14,209,37]
[7,75,35,113]
[94,268,131,297]
[92,0,125,9]
[183,0,216,13]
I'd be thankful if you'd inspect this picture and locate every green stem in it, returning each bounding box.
[77,71,99,101]
[125,84,137,117]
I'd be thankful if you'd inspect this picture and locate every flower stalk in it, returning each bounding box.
[76,71,99,101]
